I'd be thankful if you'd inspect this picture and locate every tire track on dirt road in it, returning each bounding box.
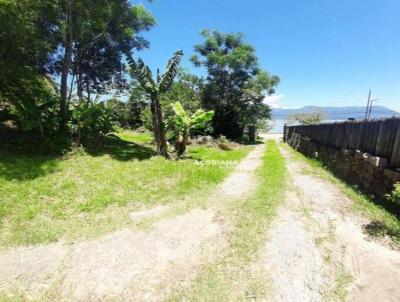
[261,135,400,302]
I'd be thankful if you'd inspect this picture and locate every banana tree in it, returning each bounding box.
[171,101,214,156]
[127,50,183,157]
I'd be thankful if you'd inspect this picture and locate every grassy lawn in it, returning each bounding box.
[168,140,287,301]
[281,143,400,245]
[0,131,252,248]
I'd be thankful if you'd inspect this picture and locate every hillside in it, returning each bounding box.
[272,106,400,120]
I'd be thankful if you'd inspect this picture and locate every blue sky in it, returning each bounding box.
[136,0,400,111]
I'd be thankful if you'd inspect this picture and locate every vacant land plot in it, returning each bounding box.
[1,135,400,302]
[0,131,252,247]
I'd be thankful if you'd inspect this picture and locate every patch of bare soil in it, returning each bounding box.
[0,144,266,301]
[261,191,325,302]
[62,209,224,301]
[129,204,169,222]
[0,209,223,301]
[264,143,400,302]
[218,144,264,197]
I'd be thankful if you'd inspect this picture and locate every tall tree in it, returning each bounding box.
[242,70,279,126]
[69,2,155,102]
[0,0,156,136]
[128,51,184,157]
[0,0,58,96]
[191,30,279,139]
[0,0,60,89]
[0,0,61,135]
[57,0,155,129]
[60,0,73,130]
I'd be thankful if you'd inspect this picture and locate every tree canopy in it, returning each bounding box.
[0,5,281,153]
[66,1,156,101]
[0,0,60,106]
[191,30,279,139]
[0,0,156,149]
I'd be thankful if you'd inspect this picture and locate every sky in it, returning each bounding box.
[135,0,400,112]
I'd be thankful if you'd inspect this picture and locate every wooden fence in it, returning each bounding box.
[285,118,400,168]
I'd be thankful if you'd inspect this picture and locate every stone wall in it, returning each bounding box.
[287,133,400,200]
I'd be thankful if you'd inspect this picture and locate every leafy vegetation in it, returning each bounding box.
[0,131,252,247]
[0,1,60,119]
[0,0,155,149]
[162,68,204,117]
[58,0,155,129]
[387,182,400,206]
[0,1,283,271]
[69,101,116,147]
[126,81,150,128]
[1,0,281,154]
[128,51,184,157]
[191,30,279,139]
[170,101,214,156]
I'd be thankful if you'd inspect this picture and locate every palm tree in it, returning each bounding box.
[127,51,183,157]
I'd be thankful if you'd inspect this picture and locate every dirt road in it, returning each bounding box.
[262,134,400,301]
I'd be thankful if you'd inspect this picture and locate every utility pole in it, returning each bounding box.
[364,90,379,120]
[367,97,379,120]
[364,89,371,120]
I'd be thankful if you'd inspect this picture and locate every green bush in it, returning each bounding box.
[7,77,60,137]
[170,101,214,155]
[70,102,116,147]
[387,182,400,205]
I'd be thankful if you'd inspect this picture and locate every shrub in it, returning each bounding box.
[387,182,400,205]
[171,101,214,156]
[70,102,116,147]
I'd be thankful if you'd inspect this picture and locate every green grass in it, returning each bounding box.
[0,131,252,248]
[281,143,400,245]
[333,265,353,301]
[116,129,153,145]
[168,140,287,301]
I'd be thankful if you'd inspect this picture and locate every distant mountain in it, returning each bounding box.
[271,106,400,120]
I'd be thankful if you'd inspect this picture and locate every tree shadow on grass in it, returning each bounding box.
[84,134,155,161]
[0,152,61,181]
[0,135,156,181]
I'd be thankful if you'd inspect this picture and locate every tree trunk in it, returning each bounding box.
[77,72,83,99]
[151,94,169,157]
[248,125,257,143]
[75,48,83,100]
[60,0,73,131]
[176,133,188,156]
[39,120,45,139]
[155,96,168,157]
[150,98,160,147]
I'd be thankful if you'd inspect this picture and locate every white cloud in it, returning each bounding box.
[263,94,285,108]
